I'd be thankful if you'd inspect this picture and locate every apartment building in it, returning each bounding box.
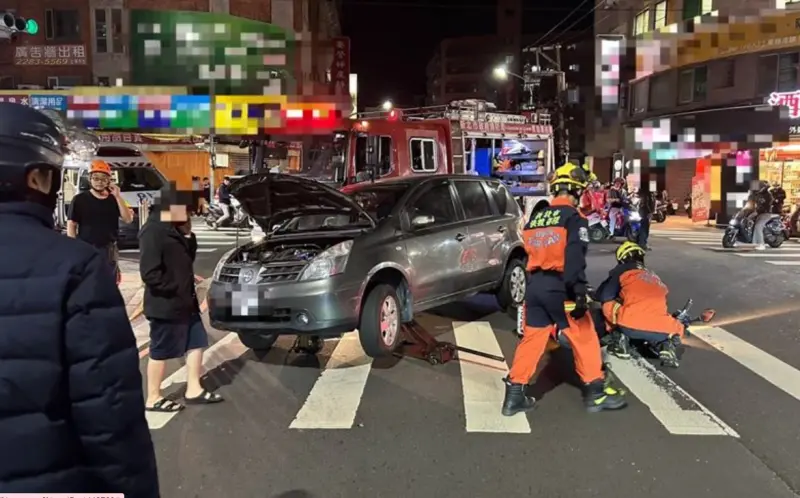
[590,0,800,221]
[0,0,341,91]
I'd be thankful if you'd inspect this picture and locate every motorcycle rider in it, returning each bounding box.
[0,103,159,494]
[212,176,233,229]
[606,177,627,239]
[750,181,774,250]
[595,241,685,367]
[502,163,627,416]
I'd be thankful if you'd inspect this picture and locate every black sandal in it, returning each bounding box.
[184,389,224,405]
[145,398,184,413]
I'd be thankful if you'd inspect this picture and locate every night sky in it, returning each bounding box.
[340,0,593,109]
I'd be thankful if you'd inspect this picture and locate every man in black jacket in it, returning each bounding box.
[751,181,774,251]
[0,103,159,495]
[637,185,656,250]
[139,185,224,411]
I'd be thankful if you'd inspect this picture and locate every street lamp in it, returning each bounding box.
[382,100,393,111]
[493,65,524,81]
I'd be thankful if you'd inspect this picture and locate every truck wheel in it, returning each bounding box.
[359,284,402,358]
[496,258,526,313]
[238,332,278,352]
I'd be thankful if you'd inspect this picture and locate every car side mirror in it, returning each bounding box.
[700,309,715,323]
[411,215,435,228]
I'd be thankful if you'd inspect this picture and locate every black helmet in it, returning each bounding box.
[0,103,65,199]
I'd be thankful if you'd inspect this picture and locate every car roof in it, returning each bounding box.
[352,174,494,188]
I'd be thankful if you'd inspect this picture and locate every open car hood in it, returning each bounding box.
[229,173,376,233]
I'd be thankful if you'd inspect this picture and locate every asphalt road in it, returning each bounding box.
[131,223,800,498]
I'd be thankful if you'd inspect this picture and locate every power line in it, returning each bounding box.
[340,0,683,12]
[545,0,606,46]
[526,0,594,49]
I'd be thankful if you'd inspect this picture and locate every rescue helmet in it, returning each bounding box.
[0,102,66,200]
[615,240,646,264]
[89,159,112,176]
[549,162,589,197]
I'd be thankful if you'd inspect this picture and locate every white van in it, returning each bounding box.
[60,145,168,248]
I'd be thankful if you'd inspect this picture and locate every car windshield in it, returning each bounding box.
[346,183,409,221]
[79,167,165,192]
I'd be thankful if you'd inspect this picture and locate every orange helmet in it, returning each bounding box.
[89,160,112,176]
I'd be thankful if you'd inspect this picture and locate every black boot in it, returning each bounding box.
[583,379,628,413]
[607,331,632,359]
[501,377,535,416]
[657,336,684,368]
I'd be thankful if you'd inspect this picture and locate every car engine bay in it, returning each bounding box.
[231,237,352,265]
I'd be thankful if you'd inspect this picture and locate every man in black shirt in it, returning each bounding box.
[67,160,133,279]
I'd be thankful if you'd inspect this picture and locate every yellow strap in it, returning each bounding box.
[564,302,576,312]
[611,302,622,324]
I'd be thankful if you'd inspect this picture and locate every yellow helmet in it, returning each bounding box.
[615,241,646,263]
[549,162,589,196]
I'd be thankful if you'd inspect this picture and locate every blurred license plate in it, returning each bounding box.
[231,288,259,316]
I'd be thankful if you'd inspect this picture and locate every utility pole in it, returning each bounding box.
[521,44,568,164]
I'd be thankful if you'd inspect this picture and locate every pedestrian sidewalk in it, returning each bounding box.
[119,259,144,321]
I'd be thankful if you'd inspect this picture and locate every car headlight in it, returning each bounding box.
[212,248,237,280]
[629,212,642,222]
[299,240,353,281]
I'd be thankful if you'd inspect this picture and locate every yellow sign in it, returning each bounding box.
[213,95,288,135]
[672,11,800,68]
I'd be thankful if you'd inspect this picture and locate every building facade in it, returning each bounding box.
[425,0,522,109]
[590,0,800,221]
[0,0,340,91]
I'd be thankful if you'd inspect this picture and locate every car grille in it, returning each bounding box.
[259,261,307,283]
[217,261,308,284]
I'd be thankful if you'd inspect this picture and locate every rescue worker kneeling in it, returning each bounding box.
[503,163,627,416]
[596,241,685,368]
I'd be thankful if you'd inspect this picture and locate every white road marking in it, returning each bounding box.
[733,253,800,257]
[452,321,531,433]
[146,333,248,430]
[120,247,220,253]
[289,331,372,429]
[605,355,738,437]
[766,261,800,265]
[691,326,800,403]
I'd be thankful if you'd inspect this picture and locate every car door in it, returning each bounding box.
[452,179,506,287]
[402,179,468,304]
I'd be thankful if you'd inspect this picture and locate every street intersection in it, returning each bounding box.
[126,222,800,498]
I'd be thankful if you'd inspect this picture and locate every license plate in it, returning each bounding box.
[231,288,259,316]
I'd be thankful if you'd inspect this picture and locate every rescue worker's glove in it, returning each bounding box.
[571,294,588,319]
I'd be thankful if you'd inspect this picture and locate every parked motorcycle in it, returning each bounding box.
[722,209,787,248]
[652,200,667,223]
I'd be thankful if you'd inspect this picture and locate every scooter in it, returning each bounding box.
[652,200,667,223]
[722,209,787,248]
[205,198,250,229]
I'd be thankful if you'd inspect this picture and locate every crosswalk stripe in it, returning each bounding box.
[453,321,531,433]
[733,253,800,257]
[765,261,800,265]
[691,326,800,403]
[289,331,372,430]
[605,355,738,436]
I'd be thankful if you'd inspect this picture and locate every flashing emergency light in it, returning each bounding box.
[387,109,402,121]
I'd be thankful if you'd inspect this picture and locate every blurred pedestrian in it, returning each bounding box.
[0,103,159,495]
[139,184,224,412]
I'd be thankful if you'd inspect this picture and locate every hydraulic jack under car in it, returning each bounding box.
[398,320,506,365]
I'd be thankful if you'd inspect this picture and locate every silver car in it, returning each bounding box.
[208,173,528,358]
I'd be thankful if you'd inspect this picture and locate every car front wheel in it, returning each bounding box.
[238,332,278,352]
[496,258,526,313]
[359,284,402,358]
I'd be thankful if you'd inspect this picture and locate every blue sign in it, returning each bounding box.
[30,95,67,111]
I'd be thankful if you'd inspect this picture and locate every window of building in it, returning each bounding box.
[683,0,712,19]
[410,138,437,172]
[633,10,650,35]
[718,59,735,87]
[654,1,668,29]
[677,66,706,103]
[649,73,672,110]
[111,9,123,53]
[678,69,694,103]
[757,54,799,95]
[45,10,80,40]
[693,66,708,100]
[94,9,107,53]
[630,80,648,114]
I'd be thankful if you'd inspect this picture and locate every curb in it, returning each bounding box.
[126,286,145,322]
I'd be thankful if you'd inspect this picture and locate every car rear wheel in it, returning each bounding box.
[496,258,526,313]
[238,332,278,352]
[359,284,402,358]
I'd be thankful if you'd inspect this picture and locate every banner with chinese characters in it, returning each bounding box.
[691,168,711,223]
[14,45,87,65]
[330,37,350,96]
[0,94,67,110]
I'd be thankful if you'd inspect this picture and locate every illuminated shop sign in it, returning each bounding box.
[768,90,800,119]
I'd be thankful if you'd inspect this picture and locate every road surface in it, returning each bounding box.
[130,224,800,498]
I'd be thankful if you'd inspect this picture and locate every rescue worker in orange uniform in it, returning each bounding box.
[503,163,628,416]
[596,241,685,367]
